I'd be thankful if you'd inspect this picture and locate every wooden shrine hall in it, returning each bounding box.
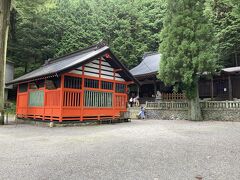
[7,42,139,122]
[130,52,175,102]
[130,52,240,102]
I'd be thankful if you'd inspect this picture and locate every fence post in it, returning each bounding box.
[226,101,228,109]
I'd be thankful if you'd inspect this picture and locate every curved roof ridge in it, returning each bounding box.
[44,41,107,66]
[130,52,161,77]
[142,52,160,59]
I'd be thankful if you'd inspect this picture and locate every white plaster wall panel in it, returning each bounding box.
[101,61,111,67]
[70,70,82,75]
[84,67,100,74]
[101,65,114,72]
[115,77,125,81]
[101,75,114,80]
[101,70,114,76]
[85,63,99,69]
[84,72,99,77]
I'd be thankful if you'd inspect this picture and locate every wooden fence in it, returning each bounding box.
[146,100,240,110]
[162,93,186,101]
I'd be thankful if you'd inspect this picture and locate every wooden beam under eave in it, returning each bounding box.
[126,81,135,85]
[114,69,123,72]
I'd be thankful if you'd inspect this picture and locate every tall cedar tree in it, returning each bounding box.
[159,0,217,120]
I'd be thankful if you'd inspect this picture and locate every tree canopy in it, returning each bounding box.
[8,0,166,78]
[159,0,217,99]
[205,0,240,67]
[6,0,240,82]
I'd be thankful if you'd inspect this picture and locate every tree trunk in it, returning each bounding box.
[0,0,11,125]
[189,81,202,121]
[234,46,238,66]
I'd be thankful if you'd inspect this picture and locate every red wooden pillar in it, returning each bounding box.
[16,84,19,117]
[59,75,64,122]
[125,82,128,109]
[43,78,46,120]
[26,82,30,118]
[98,58,102,120]
[80,65,85,121]
[113,70,116,118]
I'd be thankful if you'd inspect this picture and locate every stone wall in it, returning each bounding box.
[146,109,188,120]
[202,109,240,121]
[145,108,240,121]
[133,101,240,121]
[146,101,240,122]
[128,107,140,119]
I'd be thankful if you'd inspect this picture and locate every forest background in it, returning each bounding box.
[8,0,240,78]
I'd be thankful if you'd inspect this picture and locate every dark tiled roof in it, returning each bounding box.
[130,52,161,77]
[7,42,139,85]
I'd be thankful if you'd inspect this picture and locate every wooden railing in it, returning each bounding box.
[162,93,186,101]
[115,94,127,108]
[63,90,81,107]
[146,100,240,110]
[146,101,189,109]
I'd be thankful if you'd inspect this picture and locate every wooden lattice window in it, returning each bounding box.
[101,81,113,90]
[115,83,126,93]
[46,77,61,90]
[64,76,81,89]
[63,91,81,107]
[19,83,28,93]
[36,80,45,88]
[84,78,99,88]
[29,82,38,90]
[115,95,126,108]
[84,90,112,107]
[28,90,44,107]
[29,80,45,90]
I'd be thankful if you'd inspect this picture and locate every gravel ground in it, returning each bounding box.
[0,120,240,180]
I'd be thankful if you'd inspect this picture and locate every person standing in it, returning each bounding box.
[138,106,145,119]
[129,97,133,107]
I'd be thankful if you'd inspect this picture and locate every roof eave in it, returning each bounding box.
[6,46,140,86]
[5,73,58,86]
[133,71,158,78]
[108,50,141,86]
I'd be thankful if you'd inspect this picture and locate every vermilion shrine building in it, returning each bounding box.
[7,43,138,122]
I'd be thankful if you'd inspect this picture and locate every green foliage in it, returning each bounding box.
[205,0,240,67]
[5,101,16,114]
[8,0,165,77]
[159,0,217,99]
[7,0,239,90]
[8,0,55,77]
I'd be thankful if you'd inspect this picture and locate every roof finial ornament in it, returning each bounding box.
[43,58,51,66]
